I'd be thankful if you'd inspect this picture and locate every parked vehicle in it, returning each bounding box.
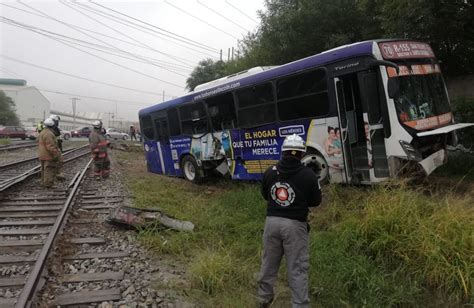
[0,126,27,140]
[61,129,71,140]
[106,128,129,140]
[71,126,92,138]
[25,126,39,140]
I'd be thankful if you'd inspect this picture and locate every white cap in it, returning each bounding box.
[92,120,102,128]
[282,134,306,152]
[44,118,55,127]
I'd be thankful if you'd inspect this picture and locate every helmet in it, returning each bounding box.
[92,120,102,128]
[44,118,55,127]
[282,134,306,153]
[49,114,60,121]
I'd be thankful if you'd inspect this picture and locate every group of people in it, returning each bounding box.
[37,120,320,306]
[37,116,111,188]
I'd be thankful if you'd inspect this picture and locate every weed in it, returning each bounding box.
[118,152,474,306]
[0,138,11,146]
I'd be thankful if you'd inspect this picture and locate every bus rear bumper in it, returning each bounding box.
[417,149,446,176]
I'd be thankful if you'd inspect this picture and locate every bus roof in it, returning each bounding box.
[139,40,375,117]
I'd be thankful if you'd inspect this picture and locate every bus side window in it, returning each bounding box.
[236,83,276,127]
[277,68,329,121]
[179,102,208,135]
[140,115,155,141]
[206,92,236,130]
[167,108,181,136]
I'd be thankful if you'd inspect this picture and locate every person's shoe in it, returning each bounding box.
[95,176,101,181]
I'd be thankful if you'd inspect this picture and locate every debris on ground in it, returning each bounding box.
[107,206,195,232]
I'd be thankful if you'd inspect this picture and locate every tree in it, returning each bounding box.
[185,59,227,91]
[0,90,20,126]
[187,0,473,84]
[379,0,474,77]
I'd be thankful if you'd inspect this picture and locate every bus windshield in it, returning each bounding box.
[389,66,452,131]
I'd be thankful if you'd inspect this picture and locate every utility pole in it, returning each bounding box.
[231,47,234,61]
[220,49,222,61]
[227,48,230,61]
[115,102,118,128]
[70,97,80,126]
[162,90,165,102]
[105,112,114,129]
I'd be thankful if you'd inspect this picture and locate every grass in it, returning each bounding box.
[0,138,11,146]
[117,150,474,306]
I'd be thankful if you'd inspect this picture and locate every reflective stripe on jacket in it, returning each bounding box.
[89,129,108,159]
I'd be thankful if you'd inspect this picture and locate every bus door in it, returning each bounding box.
[358,70,389,179]
[334,74,370,184]
[154,116,176,176]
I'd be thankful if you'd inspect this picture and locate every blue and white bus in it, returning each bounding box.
[139,40,473,184]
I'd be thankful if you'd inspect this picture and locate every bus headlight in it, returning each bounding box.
[399,140,422,161]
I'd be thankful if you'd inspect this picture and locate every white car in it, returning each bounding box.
[60,129,71,140]
[106,128,129,140]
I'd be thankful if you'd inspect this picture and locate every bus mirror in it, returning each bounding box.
[387,78,400,99]
[369,59,399,74]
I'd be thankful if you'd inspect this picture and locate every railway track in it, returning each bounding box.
[0,149,143,307]
[0,142,37,152]
[0,145,90,192]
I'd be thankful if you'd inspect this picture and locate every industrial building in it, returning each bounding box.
[0,78,50,127]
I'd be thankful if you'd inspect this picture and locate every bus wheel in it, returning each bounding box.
[181,155,203,184]
[302,151,329,185]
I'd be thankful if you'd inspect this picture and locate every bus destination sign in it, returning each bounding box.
[379,41,435,59]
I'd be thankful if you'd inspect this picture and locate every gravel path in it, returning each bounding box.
[35,148,195,307]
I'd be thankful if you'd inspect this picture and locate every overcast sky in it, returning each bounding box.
[0,0,265,122]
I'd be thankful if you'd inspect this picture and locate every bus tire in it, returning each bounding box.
[302,150,329,185]
[181,155,203,184]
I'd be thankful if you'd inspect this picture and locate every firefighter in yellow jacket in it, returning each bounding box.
[38,118,63,188]
[89,120,110,180]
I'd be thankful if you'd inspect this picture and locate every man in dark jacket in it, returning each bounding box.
[258,134,322,308]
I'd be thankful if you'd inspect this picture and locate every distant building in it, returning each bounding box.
[0,79,50,127]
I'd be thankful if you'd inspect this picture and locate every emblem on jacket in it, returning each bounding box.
[270,182,296,207]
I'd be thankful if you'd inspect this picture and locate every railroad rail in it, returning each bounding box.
[0,152,134,306]
[0,141,37,152]
[0,145,90,192]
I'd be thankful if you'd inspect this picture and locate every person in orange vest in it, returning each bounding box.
[89,120,110,180]
[37,118,63,188]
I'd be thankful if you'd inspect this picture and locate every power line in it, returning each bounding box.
[89,0,220,54]
[0,2,208,64]
[1,17,184,88]
[164,0,240,40]
[59,0,198,68]
[70,1,217,60]
[18,1,194,70]
[225,0,258,24]
[1,17,192,73]
[196,0,250,33]
[0,67,25,79]
[39,88,172,106]
[1,55,168,96]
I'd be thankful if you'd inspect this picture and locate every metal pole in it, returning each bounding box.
[71,97,80,126]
